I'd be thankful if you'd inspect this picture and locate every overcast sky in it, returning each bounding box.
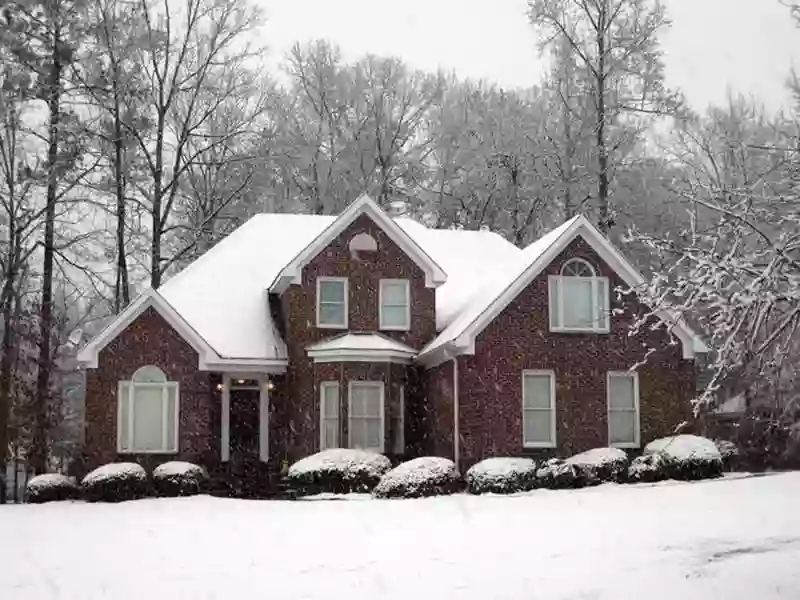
[262,0,799,112]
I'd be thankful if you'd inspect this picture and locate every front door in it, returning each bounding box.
[229,387,260,463]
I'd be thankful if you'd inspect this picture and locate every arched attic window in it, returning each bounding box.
[118,365,179,454]
[549,257,610,333]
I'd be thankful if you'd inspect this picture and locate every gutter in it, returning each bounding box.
[452,355,460,470]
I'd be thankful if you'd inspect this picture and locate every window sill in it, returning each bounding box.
[379,325,410,332]
[609,442,640,449]
[316,323,348,330]
[117,449,179,455]
[549,326,610,335]
[523,442,557,449]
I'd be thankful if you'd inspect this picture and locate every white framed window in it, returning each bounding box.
[548,258,610,333]
[317,277,348,328]
[118,365,179,453]
[379,279,410,330]
[391,385,405,454]
[348,381,384,452]
[320,381,340,450]
[607,371,641,448]
[522,370,556,448]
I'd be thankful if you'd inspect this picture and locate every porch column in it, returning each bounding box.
[221,374,231,462]
[259,379,270,462]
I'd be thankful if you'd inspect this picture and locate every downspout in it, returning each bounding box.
[452,355,460,470]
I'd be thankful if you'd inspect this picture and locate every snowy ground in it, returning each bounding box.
[3,473,800,600]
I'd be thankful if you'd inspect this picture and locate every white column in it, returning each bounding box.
[221,374,231,462]
[259,378,270,462]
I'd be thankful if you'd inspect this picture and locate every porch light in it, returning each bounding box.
[266,380,275,391]
[216,383,223,391]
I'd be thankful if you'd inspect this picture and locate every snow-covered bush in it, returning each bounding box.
[153,461,209,497]
[627,453,672,483]
[288,449,391,496]
[566,447,629,484]
[644,435,724,480]
[465,457,537,494]
[373,457,463,499]
[713,439,740,470]
[26,474,80,504]
[81,463,149,502]
[535,458,584,489]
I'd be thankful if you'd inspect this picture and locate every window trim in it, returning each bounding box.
[316,276,349,329]
[347,381,385,453]
[379,279,411,331]
[521,369,557,449]
[560,257,596,277]
[393,385,405,455]
[607,370,641,448]
[117,373,180,454]
[319,381,340,450]
[548,274,611,334]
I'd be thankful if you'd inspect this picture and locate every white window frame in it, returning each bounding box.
[521,370,556,449]
[319,381,340,450]
[117,367,179,454]
[316,276,349,329]
[392,385,405,454]
[607,371,641,448]
[548,258,610,334]
[379,279,411,331]
[347,381,385,453]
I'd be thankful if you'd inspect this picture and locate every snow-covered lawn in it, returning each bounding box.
[3,473,800,599]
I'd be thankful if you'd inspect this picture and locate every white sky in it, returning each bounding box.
[261,0,799,112]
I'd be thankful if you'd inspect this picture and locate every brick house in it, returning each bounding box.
[77,195,707,484]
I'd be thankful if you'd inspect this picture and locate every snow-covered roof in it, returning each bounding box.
[306,332,418,363]
[80,196,707,370]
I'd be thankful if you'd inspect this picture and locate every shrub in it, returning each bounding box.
[465,457,537,494]
[566,447,629,484]
[535,458,585,489]
[81,463,148,502]
[288,449,391,496]
[627,453,672,483]
[644,435,724,481]
[153,461,209,497]
[26,474,80,504]
[373,457,463,499]
[713,439,740,471]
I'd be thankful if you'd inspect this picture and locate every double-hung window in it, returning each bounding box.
[549,258,610,333]
[348,382,384,452]
[379,279,410,330]
[319,382,340,450]
[118,365,179,453]
[317,277,348,328]
[607,371,640,447]
[522,370,556,448]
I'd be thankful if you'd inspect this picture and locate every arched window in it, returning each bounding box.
[549,257,610,333]
[118,365,179,453]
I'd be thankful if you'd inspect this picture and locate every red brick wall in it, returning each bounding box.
[279,213,436,461]
[425,360,455,459]
[456,237,695,466]
[84,307,218,472]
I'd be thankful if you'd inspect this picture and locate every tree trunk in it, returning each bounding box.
[32,27,63,474]
[0,198,18,472]
[112,74,129,312]
[595,2,610,234]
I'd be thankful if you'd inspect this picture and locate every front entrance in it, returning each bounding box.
[229,384,260,463]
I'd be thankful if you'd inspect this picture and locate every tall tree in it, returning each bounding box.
[528,0,680,232]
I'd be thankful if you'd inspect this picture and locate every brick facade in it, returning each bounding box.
[83,307,219,472]
[278,213,436,463]
[455,237,695,467]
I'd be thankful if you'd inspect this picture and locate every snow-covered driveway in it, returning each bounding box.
[3,472,800,600]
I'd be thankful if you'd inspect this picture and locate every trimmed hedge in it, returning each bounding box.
[153,461,209,497]
[82,463,149,502]
[644,435,724,481]
[288,449,392,496]
[627,453,672,483]
[26,474,80,504]
[373,457,463,499]
[566,447,629,485]
[466,457,537,494]
[535,458,586,489]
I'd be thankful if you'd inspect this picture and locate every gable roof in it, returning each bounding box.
[76,289,222,369]
[269,194,447,293]
[418,214,708,366]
